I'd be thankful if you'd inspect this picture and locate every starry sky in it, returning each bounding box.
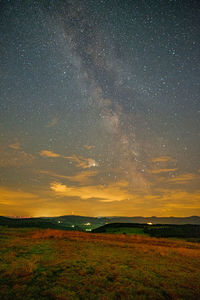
[0,0,200,217]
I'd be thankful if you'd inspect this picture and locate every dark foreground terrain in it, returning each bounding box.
[0,227,200,299]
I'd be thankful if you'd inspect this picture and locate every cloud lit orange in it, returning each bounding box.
[148,168,178,174]
[39,150,61,158]
[152,156,176,163]
[50,180,131,202]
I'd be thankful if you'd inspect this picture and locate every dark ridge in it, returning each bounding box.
[92,222,200,238]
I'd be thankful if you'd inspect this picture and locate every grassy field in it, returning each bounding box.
[1,227,200,299]
[92,223,200,240]
[93,226,148,236]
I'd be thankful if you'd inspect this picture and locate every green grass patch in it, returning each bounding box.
[100,226,148,235]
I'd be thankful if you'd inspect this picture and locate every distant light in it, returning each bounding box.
[58,221,61,223]
[84,222,91,226]
[86,229,92,231]
[147,222,153,225]
[71,225,75,228]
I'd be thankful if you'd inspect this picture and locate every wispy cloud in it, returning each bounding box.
[46,117,59,128]
[0,144,34,167]
[40,169,98,184]
[152,156,176,163]
[168,173,199,183]
[148,168,178,174]
[40,150,99,169]
[136,188,200,216]
[0,186,36,206]
[0,186,53,217]
[39,150,61,158]
[62,170,98,183]
[9,141,21,150]
[84,145,95,150]
[64,155,99,169]
[50,180,131,202]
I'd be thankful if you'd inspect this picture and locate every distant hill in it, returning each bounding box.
[0,216,73,230]
[1,215,200,230]
[46,215,200,225]
[105,216,200,225]
[92,222,200,239]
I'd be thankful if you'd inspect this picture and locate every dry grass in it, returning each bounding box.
[0,227,200,299]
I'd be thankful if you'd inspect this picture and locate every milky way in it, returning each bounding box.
[0,0,200,217]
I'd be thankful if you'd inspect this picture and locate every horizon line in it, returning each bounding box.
[1,215,200,219]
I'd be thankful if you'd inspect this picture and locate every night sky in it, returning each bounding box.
[0,0,200,217]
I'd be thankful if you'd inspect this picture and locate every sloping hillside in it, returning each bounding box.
[92,222,200,239]
[0,227,200,299]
